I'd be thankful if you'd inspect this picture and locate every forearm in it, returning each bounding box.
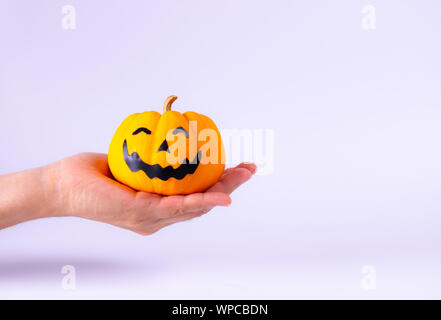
[0,166,55,229]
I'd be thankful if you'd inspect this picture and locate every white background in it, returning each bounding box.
[1,0,441,299]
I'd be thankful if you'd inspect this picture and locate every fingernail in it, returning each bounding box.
[220,196,232,206]
[219,196,232,206]
[244,162,257,174]
[213,193,231,206]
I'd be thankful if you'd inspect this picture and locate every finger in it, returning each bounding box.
[208,167,253,195]
[157,192,231,219]
[222,162,257,177]
[234,162,257,174]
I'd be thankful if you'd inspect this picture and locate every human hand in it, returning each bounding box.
[43,153,256,235]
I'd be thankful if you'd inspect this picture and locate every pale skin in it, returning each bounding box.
[0,153,256,234]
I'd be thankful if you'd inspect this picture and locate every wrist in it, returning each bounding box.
[0,165,59,229]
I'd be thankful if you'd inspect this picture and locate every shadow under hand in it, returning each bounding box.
[0,256,157,284]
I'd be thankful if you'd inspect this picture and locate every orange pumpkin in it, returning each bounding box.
[108,96,225,195]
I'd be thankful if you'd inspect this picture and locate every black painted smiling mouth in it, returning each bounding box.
[123,140,201,181]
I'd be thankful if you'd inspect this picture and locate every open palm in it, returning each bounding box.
[47,153,256,235]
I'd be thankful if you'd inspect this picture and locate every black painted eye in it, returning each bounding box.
[172,126,189,138]
[132,127,151,135]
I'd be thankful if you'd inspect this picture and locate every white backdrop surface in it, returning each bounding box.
[1,0,441,299]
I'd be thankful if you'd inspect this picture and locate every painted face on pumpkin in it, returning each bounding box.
[122,126,202,181]
[108,96,225,195]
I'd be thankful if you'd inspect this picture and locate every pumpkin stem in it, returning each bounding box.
[163,95,178,112]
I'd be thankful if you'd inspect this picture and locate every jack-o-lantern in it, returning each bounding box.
[108,96,225,195]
